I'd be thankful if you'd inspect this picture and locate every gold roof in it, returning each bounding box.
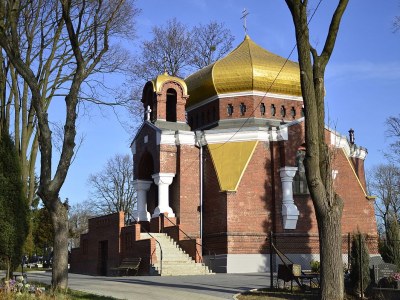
[152,72,188,95]
[185,35,301,107]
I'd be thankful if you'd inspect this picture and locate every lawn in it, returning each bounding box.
[0,280,119,300]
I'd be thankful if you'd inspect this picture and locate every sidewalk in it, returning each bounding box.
[26,272,271,300]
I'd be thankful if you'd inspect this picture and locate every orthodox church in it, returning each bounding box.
[71,35,378,275]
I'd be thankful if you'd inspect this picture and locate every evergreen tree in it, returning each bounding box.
[0,130,29,279]
[381,218,400,269]
[350,232,370,295]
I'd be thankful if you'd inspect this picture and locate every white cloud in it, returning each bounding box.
[326,61,400,81]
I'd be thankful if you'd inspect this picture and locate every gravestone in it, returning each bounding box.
[373,263,398,284]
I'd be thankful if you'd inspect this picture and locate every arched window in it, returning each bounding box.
[280,105,286,117]
[166,88,177,122]
[271,104,276,116]
[290,107,296,119]
[260,103,266,116]
[293,149,309,195]
[240,102,247,116]
[227,104,233,116]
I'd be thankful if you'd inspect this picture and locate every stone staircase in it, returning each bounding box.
[140,232,213,276]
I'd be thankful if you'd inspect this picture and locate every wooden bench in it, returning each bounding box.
[111,257,141,276]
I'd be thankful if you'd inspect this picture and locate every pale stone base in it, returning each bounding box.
[203,253,382,274]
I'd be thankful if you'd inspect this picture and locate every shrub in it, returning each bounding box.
[310,260,320,273]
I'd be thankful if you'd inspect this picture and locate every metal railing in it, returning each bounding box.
[130,216,163,275]
[162,214,216,268]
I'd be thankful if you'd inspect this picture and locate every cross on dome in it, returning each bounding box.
[241,8,249,35]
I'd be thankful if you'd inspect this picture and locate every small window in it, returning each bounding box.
[293,150,309,195]
[260,103,266,116]
[301,107,305,117]
[207,110,210,122]
[240,103,247,116]
[227,104,233,116]
[271,104,276,116]
[201,112,205,125]
[213,107,216,120]
[280,106,286,117]
[290,107,296,119]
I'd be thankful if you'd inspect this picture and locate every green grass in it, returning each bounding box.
[1,281,119,300]
[237,288,360,300]
[66,289,119,299]
[237,288,321,300]
[14,266,50,272]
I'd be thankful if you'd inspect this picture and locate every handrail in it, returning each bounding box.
[130,216,163,275]
[162,214,216,267]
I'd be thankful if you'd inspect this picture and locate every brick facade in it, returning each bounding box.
[71,40,378,275]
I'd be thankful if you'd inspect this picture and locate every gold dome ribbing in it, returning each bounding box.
[185,35,301,107]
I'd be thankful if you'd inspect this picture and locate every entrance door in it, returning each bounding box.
[98,240,108,276]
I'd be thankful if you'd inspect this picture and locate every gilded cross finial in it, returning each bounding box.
[241,8,249,35]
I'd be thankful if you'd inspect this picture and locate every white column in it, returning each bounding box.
[279,167,299,230]
[152,173,175,218]
[132,180,152,222]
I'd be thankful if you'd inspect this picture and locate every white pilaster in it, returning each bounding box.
[132,180,152,222]
[279,167,299,230]
[151,173,175,218]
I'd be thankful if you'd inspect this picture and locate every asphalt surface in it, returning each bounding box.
[24,271,271,300]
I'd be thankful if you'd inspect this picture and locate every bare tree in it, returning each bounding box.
[88,154,136,222]
[126,18,234,137]
[285,1,349,299]
[0,0,139,290]
[133,18,192,79]
[189,21,234,69]
[68,200,95,248]
[386,114,400,163]
[132,18,234,80]
[0,0,137,208]
[394,10,400,32]
[369,164,400,233]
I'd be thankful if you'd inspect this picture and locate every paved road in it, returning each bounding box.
[25,272,271,300]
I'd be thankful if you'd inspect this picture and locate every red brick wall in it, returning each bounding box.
[188,95,303,129]
[70,212,124,275]
[225,142,273,254]
[174,145,200,236]
[334,149,377,237]
[155,81,188,122]
[202,148,228,254]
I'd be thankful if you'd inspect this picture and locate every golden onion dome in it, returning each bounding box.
[152,72,188,95]
[185,35,301,107]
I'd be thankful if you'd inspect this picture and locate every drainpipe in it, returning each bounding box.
[196,132,204,245]
[200,144,203,242]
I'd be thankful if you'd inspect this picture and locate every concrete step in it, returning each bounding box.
[140,232,213,276]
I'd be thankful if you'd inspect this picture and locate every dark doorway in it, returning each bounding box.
[98,240,108,276]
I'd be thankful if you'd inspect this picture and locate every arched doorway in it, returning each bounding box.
[138,151,158,215]
[166,88,177,122]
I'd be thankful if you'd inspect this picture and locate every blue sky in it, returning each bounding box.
[60,0,400,205]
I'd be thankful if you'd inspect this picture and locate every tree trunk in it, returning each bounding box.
[50,200,69,290]
[285,1,349,299]
[318,202,344,299]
